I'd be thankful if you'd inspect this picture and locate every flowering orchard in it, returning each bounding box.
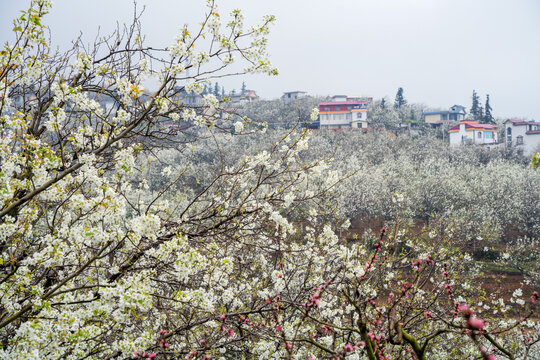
[0,1,538,359]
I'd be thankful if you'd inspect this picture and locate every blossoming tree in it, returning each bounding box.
[0,1,538,359]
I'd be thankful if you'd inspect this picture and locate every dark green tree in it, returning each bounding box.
[214,82,220,97]
[394,87,407,109]
[478,104,484,123]
[483,94,494,124]
[221,86,225,97]
[410,107,416,121]
[470,90,480,121]
[381,97,386,109]
[241,81,246,93]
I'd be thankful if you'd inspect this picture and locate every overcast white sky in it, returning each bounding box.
[1,0,539,119]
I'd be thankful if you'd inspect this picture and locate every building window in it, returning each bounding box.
[484,132,493,139]
[336,106,340,111]
[357,113,362,119]
[516,135,523,145]
[347,106,352,110]
[477,132,482,139]
[324,106,329,111]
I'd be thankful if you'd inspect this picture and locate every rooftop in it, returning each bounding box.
[449,121,498,131]
[319,101,369,106]
[505,119,539,126]
[424,105,465,116]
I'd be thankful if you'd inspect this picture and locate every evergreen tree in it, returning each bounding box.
[484,94,494,124]
[241,81,246,94]
[381,97,386,109]
[214,82,220,97]
[221,86,225,97]
[470,90,480,121]
[394,87,407,109]
[478,105,484,123]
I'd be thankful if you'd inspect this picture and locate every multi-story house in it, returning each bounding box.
[319,95,372,130]
[505,119,540,156]
[448,120,498,146]
[424,105,466,125]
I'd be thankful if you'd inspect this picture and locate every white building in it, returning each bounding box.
[282,91,307,100]
[448,120,499,147]
[505,119,540,156]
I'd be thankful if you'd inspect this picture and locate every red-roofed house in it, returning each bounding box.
[319,95,373,129]
[448,120,499,146]
[505,119,540,156]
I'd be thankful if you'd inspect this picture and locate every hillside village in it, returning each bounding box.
[176,84,540,157]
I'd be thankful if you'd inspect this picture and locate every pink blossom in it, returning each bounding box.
[467,316,485,331]
[322,324,332,334]
[344,344,354,352]
[275,325,282,332]
[458,303,473,317]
